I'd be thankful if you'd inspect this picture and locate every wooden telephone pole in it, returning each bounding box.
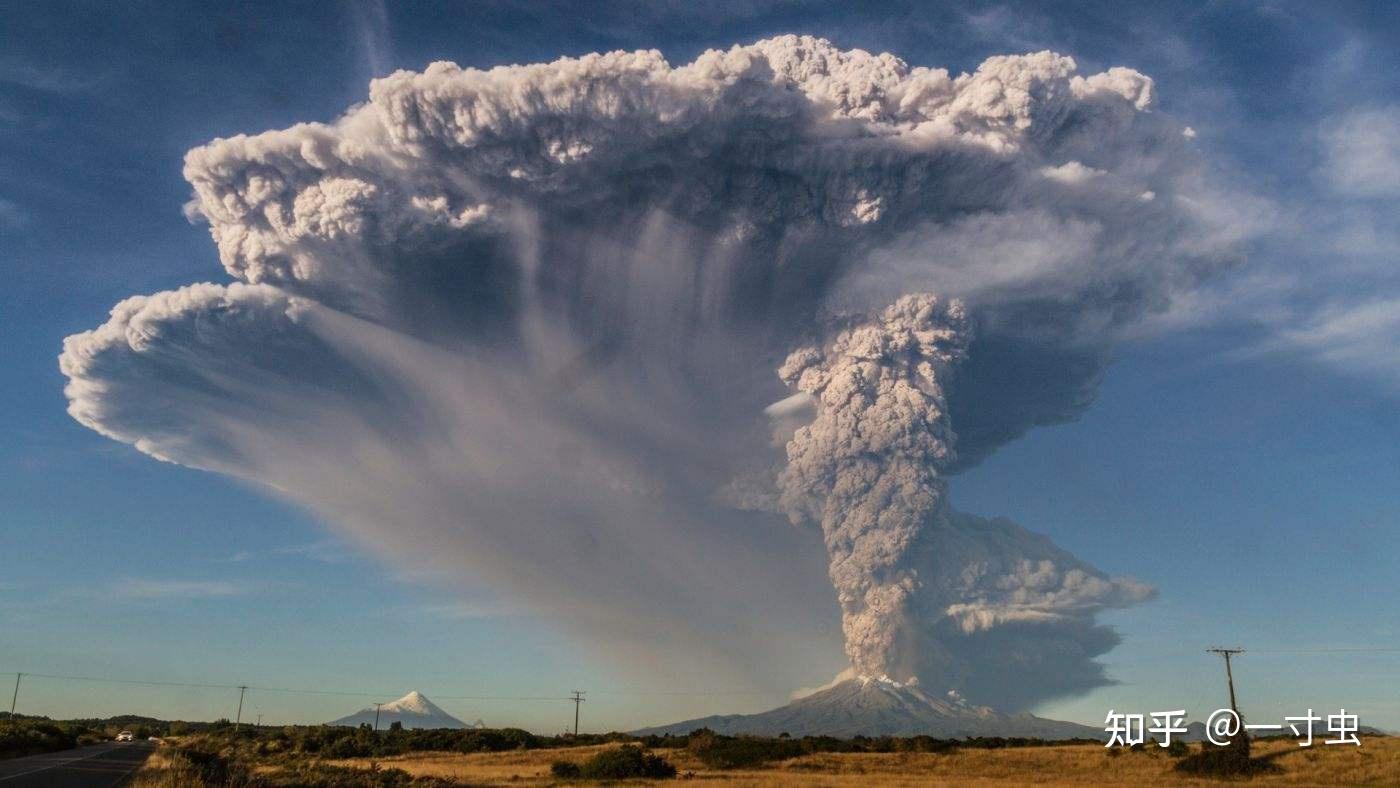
[7,673,20,725]
[1207,647,1248,756]
[234,686,248,732]
[570,691,586,736]
[1207,647,1245,712]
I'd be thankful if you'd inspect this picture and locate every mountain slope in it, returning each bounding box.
[635,678,1106,740]
[329,691,475,730]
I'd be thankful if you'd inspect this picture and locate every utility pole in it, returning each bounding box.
[1207,647,1245,712]
[234,686,248,732]
[373,703,382,733]
[570,691,586,736]
[8,673,20,724]
[256,714,263,728]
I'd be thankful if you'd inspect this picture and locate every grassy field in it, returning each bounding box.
[316,737,1400,786]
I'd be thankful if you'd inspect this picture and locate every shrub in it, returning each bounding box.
[579,745,676,779]
[550,760,582,778]
[456,727,538,753]
[0,721,83,761]
[321,734,374,759]
[687,731,804,769]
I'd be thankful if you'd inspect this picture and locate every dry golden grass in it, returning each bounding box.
[127,744,183,788]
[324,736,1400,786]
[329,744,621,784]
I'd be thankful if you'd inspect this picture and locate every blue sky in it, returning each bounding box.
[2,0,1398,732]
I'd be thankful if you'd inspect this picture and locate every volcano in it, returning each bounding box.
[329,691,476,730]
[635,678,1106,740]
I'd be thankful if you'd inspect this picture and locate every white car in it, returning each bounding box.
[115,731,134,742]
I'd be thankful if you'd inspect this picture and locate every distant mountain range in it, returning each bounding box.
[329,691,481,730]
[634,677,1107,740]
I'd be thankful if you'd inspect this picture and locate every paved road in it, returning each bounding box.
[0,741,154,787]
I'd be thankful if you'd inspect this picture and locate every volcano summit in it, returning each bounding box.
[330,691,476,731]
[636,677,1105,740]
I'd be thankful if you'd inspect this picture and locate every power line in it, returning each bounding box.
[1246,647,1400,654]
[589,689,785,696]
[2,670,782,700]
[250,685,572,701]
[2,671,574,702]
[16,672,241,691]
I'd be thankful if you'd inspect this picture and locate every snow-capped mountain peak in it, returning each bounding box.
[383,691,438,715]
[330,690,472,730]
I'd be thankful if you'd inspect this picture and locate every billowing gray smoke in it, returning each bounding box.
[771,294,1150,694]
[61,37,1246,707]
[776,294,971,680]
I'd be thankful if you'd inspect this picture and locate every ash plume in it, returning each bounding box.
[772,294,1150,693]
[776,294,970,680]
[61,37,1249,706]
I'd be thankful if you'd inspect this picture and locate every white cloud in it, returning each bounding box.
[1269,298,1400,389]
[1039,161,1106,184]
[111,578,248,600]
[218,540,353,564]
[1322,106,1400,198]
[1224,105,1400,388]
[0,58,94,93]
[273,540,354,564]
[414,600,524,620]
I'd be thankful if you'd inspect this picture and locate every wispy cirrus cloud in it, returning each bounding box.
[1259,298,1400,390]
[273,540,355,564]
[1234,101,1400,390]
[110,578,249,600]
[413,600,526,621]
[1322,105,1400,199]
[220,539,355,565]
[0,57,96,93]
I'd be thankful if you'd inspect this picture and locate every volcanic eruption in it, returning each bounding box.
[60,36,1253,721]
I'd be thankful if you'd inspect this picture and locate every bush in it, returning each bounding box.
[579,745,676,780]
[687,730,804,769]
[550,760,582,778]
[453,727,539,753]
[143,739,457,787]
[0,721,83,761]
